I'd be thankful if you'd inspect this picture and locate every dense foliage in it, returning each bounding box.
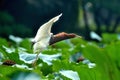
[0,33,120,80]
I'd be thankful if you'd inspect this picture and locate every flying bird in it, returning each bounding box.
[32,13,62,54]
[32,13,82,65]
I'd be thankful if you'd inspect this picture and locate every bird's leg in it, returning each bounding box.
[32,53,40,68]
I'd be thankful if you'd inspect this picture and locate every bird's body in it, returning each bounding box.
[33,14,62,54]
[33,34,51,53]
[32,14,62,66]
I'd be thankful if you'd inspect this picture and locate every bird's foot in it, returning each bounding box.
[32,53,40,68]
[32,59,37,68]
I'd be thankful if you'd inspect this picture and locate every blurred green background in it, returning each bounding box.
[0,0,120,39]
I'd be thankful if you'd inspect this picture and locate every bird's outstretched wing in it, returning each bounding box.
[33,13,62,42]
[49,32,81,45]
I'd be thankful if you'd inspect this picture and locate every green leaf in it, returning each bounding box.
[19,39,32,52]
[59,70,80,80]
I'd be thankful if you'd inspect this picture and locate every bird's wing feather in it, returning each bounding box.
[33,13,62,42]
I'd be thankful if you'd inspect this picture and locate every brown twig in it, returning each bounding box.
[49,32,81,45]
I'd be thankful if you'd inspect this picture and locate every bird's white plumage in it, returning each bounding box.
[33,13,62,42]
[33,13,62,53]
